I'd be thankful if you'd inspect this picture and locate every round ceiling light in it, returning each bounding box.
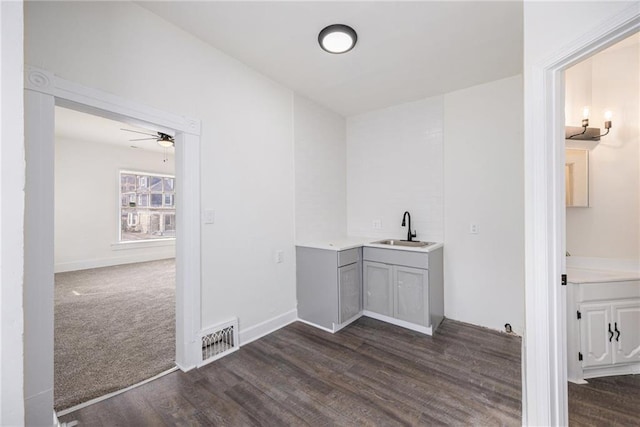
[318,24,357,54]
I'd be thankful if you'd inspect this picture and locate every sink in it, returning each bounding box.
[373,239,435,248]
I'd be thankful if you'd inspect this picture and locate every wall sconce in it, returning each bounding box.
[565,107,613,141]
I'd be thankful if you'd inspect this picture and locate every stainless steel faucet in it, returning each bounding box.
[401,211,417,242]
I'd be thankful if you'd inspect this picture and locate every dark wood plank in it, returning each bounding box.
[569,374,640,426]
[60,318,525,426]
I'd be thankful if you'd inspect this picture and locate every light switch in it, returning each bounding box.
[204,209,215,224]
[275,250,284,264]
[469,223,479,234]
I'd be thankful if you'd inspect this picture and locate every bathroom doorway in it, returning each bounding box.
[563,32,640,424]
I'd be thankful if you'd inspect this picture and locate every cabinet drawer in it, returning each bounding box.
[338,247,361,267]
[579,281,640,303]
[363,247,428,269]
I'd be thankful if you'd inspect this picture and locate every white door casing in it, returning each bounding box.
[24,66,202,425]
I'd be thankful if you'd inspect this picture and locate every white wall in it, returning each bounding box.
[346,97,444,242]
[443,75,524,334]
[26,1,296,335]
[55,137,175,272]
[294,94,346,243]
[565,41,640,260]
[0,1,25,425]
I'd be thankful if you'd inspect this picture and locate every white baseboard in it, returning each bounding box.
[55,254,175,273]
[296,317,336,334]
[239,309,298,346]
[362,311,433,335]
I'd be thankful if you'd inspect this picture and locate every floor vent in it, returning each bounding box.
[199,318,239,367]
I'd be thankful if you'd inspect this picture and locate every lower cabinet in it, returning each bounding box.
[362,245,444,333]
[296,246,362,332]
[363,261,393,316]
[297,244,444,336]
[567,279,640,382]
[364,261,428,326]
[394,266,428,325]
[339,262,362,324]
[580,300,640,368]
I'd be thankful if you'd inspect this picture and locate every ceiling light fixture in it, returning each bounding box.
[318,24,357,54]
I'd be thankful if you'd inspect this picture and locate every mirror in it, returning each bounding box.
[565,148,589,207]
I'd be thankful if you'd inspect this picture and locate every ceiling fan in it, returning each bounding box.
[121,128,175,147]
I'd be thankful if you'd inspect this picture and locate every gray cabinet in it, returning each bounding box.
[296,246,362,331]
[339,263,362,323]
[395,266,427,325]
[364,261,393,316]
[363,246,443,333]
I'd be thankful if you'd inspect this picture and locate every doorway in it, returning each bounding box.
[563,32,640,424]
[523,7,640,426]
[24,67,202,426]
[53,107,178,412]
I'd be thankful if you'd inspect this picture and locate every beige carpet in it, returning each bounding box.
[54,258,175,411]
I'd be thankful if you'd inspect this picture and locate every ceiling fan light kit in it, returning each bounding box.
[121,128,175,147]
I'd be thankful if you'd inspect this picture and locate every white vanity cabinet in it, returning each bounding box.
[363,246,443,334]
[567,279,640,382]
[296,246,362,332]
[580,300,640,368]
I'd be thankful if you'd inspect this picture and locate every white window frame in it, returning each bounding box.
[118,169,176,243]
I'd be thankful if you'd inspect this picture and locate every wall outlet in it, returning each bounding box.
[275,250,284,264]
[469,223,479,234]
[203,209,215,224]
[372,219,382,229]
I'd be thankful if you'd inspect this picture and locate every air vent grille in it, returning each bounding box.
[199,318,239,366]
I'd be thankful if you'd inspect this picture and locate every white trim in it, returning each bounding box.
[362,311,433,335]
[110,239,175,251]
[24,66,202,425]
[524,5,640,426]
[55,255,175,274]
[333,312,362,332]
[583,364,640,380]
[239,309,298,346]
[296,318,336,334]
[55,366,178,417]
[25,66,200,136]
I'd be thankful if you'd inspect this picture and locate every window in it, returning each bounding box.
[120,171,175,241]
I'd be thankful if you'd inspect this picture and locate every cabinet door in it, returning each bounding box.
[580,303,613,368]
[339,262,362,323]
[612,300,640,365]
[363,261,393,316]
[394,266,428,326]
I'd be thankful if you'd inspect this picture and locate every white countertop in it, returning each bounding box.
[297,237,443,253]
[566,267,640,284]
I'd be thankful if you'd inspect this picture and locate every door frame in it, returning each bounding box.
[523,5,640,425]
[24,66,203,425]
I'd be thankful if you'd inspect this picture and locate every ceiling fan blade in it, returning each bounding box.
[129,137,158,142]
[120,128,158,137]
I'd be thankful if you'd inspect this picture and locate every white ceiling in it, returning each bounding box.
[55,106,173,154]
[138,1,524,117]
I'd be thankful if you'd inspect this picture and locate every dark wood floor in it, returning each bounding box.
[569,374,640,426]
[60,317,521,426]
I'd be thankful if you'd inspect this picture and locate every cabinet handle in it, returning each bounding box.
[608,323,614,342]
[614,322,620,341]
